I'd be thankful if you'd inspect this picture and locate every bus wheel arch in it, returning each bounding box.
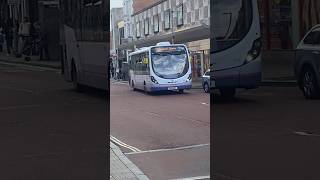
[71,59,83,91]
[143,81,148,93]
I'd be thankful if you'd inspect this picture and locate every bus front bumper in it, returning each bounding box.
[149,82,192,92]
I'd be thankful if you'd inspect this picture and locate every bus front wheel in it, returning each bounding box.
[131,80,136,91]
[219,88,235,99]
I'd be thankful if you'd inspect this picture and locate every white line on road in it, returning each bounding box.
[110,136,141,152]
[0,104,41,111]
[111,81,128,85]
[0,61,59,72]
[125,143,210,155]
[170,175,210,180]
[0,86,35,93]
[201,102,209,106]
[293,131,320,137]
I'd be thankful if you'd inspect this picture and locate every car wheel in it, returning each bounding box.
[178,89,184,94]
[219,88,236,99]
[203,82,210,93]
[301,67,320,99]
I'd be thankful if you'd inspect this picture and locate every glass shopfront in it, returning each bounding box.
[258,0,320,50]
[258,0,293,50]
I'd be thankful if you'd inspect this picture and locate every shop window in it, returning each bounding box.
[164,10,170,30]
[258,0,293,50]
[177,4,183,26]
[153,15,159,33]
[144,18,149,36]
[136,21,141,38]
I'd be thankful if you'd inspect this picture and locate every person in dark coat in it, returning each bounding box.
[39,23,50,60]
[4,18,13,55]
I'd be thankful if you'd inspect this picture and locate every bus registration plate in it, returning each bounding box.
[168,87,178,90]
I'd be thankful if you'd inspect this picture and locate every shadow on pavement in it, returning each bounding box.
[68,86,108,99]
[134,89,192,96]
[211,93,260,105]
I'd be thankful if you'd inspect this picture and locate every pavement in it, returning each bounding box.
[213,86,320,180]
[110,142,150,180]
[0,53,61,69]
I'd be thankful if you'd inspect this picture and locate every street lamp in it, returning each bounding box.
[127,36,136,51]
[170,8,182,44]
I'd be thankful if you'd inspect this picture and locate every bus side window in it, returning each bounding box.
[143,52,149,73]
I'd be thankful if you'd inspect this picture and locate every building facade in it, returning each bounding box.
[129,0,210,79]
[110,7,124,76]
[258,0,320,50]
[123,0,134,39]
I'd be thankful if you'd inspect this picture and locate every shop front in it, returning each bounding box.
[187,39,210,80]
[258,0,320,50]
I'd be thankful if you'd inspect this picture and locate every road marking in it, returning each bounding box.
[110,136,141,152]
[0,86,34,93]
[0,61,59,72]
[125,143,210,155]
[170,175,210,180]
[0,104,41,111]
[212,173,241,180]
[111,81,128,85]
[201,102,209,106]
[293,131,320,137]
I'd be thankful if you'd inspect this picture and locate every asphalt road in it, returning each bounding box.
[212,87,320,180]
[110,82,210,180]
[0,62,107,179]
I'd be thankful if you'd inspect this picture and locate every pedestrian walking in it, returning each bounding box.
[4,18,14,55]
[18,17,32,61]
[111,65,114,78]
[0,28,4,52]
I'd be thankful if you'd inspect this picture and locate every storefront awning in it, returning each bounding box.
[118,25,210,50]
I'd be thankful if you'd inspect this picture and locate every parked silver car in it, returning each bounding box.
[295,24,320,99]
[202,69,215,93]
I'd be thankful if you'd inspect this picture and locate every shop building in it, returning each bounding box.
[119,0,210,79]
[258,0,320,51]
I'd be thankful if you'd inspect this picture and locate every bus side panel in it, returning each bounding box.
[63,25,82,82]
[78,41,109,90]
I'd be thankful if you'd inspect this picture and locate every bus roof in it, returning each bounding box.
[129,42,187,56]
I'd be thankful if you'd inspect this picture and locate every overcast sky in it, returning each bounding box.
[110,0,124,9]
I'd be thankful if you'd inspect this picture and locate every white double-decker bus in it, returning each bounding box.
[128,42,192,93]
[211,0,262,98]
[59,0,109,91]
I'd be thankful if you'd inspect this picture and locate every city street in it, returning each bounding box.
[213,86,320,180]
[0,62,107,179]
[110,82,210,180]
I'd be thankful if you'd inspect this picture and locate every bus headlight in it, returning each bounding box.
[187,73,192,81]
[151,76,159,84]
[246,38,261,63]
